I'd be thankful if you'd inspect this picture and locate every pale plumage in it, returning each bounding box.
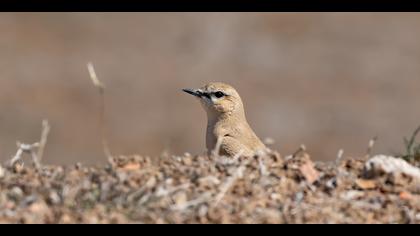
[183,82,266,157]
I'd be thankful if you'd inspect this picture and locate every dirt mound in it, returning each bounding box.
[0,151,419,224]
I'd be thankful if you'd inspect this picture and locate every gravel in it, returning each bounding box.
[0,151,419,224]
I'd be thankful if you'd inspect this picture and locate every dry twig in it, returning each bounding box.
[8,120,50,170]
[365,136,378,159]
[37,120,50,163]
[87,62,112,159]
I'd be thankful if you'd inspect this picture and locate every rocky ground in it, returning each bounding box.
[0,150,419,224]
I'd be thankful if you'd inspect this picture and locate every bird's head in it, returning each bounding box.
[183,82,244,117]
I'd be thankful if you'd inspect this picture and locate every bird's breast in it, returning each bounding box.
[206,123,219,151]
[205,120,227,150]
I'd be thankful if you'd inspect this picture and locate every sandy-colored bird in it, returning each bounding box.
[183,82,266,157]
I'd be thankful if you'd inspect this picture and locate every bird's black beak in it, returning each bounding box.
[182,88,201,98]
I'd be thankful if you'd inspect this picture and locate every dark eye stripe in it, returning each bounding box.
[200,92,211,99]
[213,91,225,98]
[199,91,226,99]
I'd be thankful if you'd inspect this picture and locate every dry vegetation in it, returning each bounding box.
[0,147,419,224]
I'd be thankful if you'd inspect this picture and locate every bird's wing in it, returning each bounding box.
[220,136,253,157]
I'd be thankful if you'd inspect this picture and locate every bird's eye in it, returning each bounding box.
[214,91,225,98]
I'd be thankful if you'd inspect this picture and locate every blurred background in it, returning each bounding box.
[0,13,419,165]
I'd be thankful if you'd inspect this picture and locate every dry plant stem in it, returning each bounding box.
[404,126,420,159]
[9,146,24,166]
[37,120,50,163]
[336,149,344,165]
[10,142,41,169]
[87,62,112,159]
[8,120,49,169]
[365,136,378,159]
[30,151,41,170]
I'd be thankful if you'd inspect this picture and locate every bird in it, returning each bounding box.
[182,82,266,157]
